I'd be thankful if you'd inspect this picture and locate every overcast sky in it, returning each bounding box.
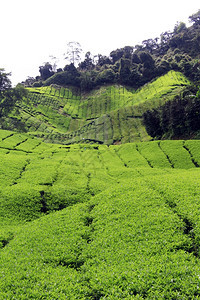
[0,0,199,85]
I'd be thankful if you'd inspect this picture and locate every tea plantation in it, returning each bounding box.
[1,129,200,298]
[3,70,190,145]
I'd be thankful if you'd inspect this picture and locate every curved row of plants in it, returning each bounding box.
[1,131,200,298]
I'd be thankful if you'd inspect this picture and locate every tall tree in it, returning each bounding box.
[96,54,111,66]
[64,42,83,66]
[119,58,131,85]
[0,70,27,117]
[0,68,12,93]
[110,48,124,64]
[142,38,159,54]
[79,52,94,70]
[39,62,54,81]
[49,55,59,72]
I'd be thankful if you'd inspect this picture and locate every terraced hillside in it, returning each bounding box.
[1,129,200,298]
[5,70,190,144]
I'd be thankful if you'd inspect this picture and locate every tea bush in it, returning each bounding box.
[1,132,200,298]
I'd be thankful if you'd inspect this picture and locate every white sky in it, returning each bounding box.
[0,0,199,85]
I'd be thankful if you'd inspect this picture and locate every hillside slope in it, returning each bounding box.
[1,130,200,298]
[3,70,190,145]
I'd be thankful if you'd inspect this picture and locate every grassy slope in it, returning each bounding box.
[5,70,190,145]
[1,130,200,298]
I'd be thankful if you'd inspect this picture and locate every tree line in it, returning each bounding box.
[22,10,200,91]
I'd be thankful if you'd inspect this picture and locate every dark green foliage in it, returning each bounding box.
[44,64,81,87]
[96,68,116,85]
[142,38,160,54]
[143,108,162,138]
[32,81,43,87]
[96,54,112,66]
[173,22,187,34]
[143,85,200,138]
[80,71,97,91]
[156,58,170,75]
[110,48,124,63]
[39,63,54,81]
[0,68,11,92]
[0,84,27,117]
[119,58,131,85]
[79,51,95,71]
[138,51,157,84]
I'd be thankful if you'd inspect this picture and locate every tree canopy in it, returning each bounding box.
[39,63,54,81]
[21,10,200,91]
[0,69,12,92]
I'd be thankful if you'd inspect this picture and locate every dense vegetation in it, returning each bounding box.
[0,70,192,144]
[1,131,200,298]
[143,85,200,139]
[23,10,200,93]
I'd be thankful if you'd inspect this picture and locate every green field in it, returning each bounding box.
[3,70,190,145]
[1,130,200,298]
